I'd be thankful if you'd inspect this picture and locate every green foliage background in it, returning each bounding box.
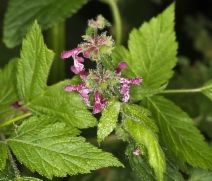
[1,0,212,181]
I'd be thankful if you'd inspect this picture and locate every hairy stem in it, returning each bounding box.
[47,21,65,85]
[160,88,202,94]
[0,113,32,127]
[101,0,122,44]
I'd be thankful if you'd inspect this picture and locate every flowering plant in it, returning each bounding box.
[1,1,212,181]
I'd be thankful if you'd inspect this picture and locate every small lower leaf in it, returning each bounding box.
[97,99,120,143]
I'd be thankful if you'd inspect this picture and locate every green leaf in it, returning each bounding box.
[187,167,212,181]
[202,80,212,101]
[0,160,15,181]
[17,21,97,129]
[0,59,21,123]
[142,96,212,170]
[3,0,88,48]
[0,142,8,170]
[7,116,123,179]
[122,103,158,135]
[10,177,42,181]
[126,143,184,181]
[130,82,168,102]
[101,54,115,71]
[97,99,120,143]
[112,3,177,87]
[124,119,165,181]
[126,143,157,181]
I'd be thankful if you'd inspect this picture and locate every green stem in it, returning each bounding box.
[101,0,122,44]
[160,88,202,94]
[47,21,65,85]
[0,113,32,127]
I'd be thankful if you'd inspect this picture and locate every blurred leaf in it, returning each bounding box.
[124,119,165,181]
[97,99,120,143]
[0,160,15,181]
[142,96,212,169]
[17,21,97,128]
[184,15,212,58]
[0,142,8,170]
[0,59,21,124]
[187,167,212,181]
[8,116,123,179]
[112,3,177,87]
[3,0,88,48]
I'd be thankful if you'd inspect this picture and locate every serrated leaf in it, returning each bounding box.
[130,82,168,102]
[17,21,97,128]
[142,96,212,170]
[3,0,88,48]
[187,167,212,181]
[7,116,123,179]
[126,144,184,181]
[202,80,212,101]
[10,177,42,181]
[124,119,165,181]
[0,160,15,181]
[112,3,177,88]
[0,59,21,123]
[122,103,158,135]
[0,142,8,170]
[97,99,120,143]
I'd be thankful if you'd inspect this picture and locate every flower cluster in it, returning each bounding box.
[62,15,142,114]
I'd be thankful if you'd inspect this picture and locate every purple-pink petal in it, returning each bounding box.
[131,77,143,84]
[64,83,90,106]
[119,77,142,103]
[116,62,127,75]
[83,51,90,58]
[93,91,108,114]
[79,70,89,81]
[61,47,82,59]
[120,84,130,103]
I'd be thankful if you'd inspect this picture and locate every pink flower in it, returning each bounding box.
[93,91,108,114]
[64,83,91,106]
[61,47,84,74]
[119,78,142,103]
[10,101,28,113]
[116,62,127,75]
